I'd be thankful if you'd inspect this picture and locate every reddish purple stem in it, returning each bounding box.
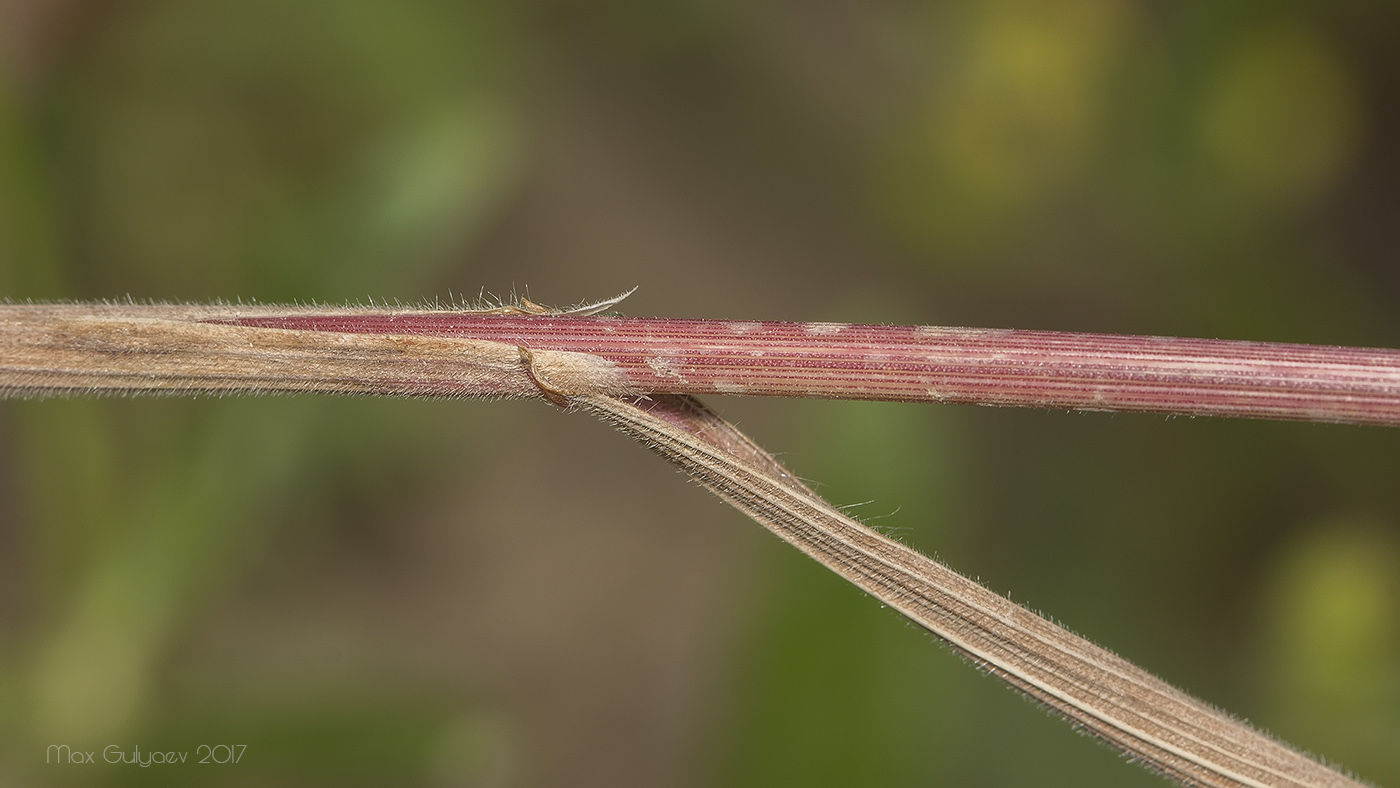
[219,314,1400,427]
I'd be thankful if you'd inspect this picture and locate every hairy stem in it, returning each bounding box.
[0,299,1383,786]
[3,303,1399,426]
[576,391,1365,788]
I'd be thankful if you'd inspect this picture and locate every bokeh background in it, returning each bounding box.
[1,1,1398,786]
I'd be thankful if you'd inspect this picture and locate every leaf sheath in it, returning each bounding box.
[578,392,1365,788]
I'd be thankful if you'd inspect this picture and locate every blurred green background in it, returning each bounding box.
[1,1,1398,785]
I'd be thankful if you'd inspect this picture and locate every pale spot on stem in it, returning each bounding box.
[645,355,687,382]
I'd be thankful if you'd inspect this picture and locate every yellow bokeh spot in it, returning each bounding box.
[876,0,1134,253]
[938,0,1127,205]
[1197,25,1362,204]
[1265,519,1399,702]
[1258,518,1400,777]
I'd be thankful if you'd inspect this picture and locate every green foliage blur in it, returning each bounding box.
[1,1,1397,786]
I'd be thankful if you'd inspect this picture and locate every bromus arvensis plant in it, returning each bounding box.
[2,292,1396,787]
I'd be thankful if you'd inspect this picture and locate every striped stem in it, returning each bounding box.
[3,304,1398,426]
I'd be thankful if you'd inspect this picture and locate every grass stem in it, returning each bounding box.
[3,303,1399,426]
[0,299,1386,786]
